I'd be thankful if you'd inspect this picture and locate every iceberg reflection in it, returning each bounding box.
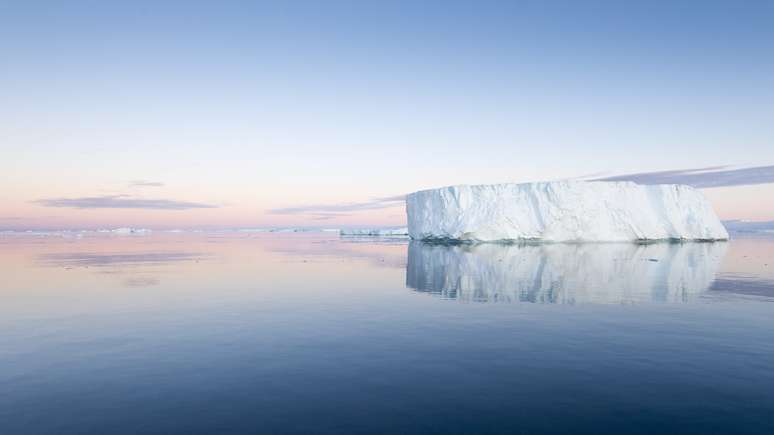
[406,242,728,304]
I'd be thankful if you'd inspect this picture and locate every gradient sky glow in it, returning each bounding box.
[2,0,773,229]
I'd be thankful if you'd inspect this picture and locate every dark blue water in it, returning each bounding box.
[1,233,773,434]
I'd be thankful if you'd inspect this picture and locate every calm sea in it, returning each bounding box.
[1,232,773,434]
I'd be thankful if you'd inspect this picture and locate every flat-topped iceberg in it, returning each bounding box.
[406,181,728,242]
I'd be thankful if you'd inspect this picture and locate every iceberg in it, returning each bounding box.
[406,181,728,242]
[340,227,409,236]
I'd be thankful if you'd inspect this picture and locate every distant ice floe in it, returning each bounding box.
[407,181,728,242]
[340,228,409,237]
[238,228,322,233]
[97,228,152,235]
[406,241,728,304]
[0,230,84,238]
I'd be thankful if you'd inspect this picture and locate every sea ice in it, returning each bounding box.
[340,228,409,236]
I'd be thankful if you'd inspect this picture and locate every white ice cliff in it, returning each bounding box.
[406,181,728,242]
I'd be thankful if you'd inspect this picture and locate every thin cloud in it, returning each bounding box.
[0,215,59,221]
[129,180,165,187]
[269,195,405,216]
[594,165,774,188]
[310,214,342,221]
[565,171,611,181]
[308,212,354,220]
[34,195,217,210]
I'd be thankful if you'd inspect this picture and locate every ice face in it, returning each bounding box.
[406,241,728,304]
[406,181,729,242]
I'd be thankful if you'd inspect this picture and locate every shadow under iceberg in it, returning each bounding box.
[406,241,728,304]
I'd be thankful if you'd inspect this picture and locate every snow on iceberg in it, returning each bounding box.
[406,181,728,242]
[340,227,409,236]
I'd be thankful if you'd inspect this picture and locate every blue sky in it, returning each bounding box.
[1,1,773,228]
